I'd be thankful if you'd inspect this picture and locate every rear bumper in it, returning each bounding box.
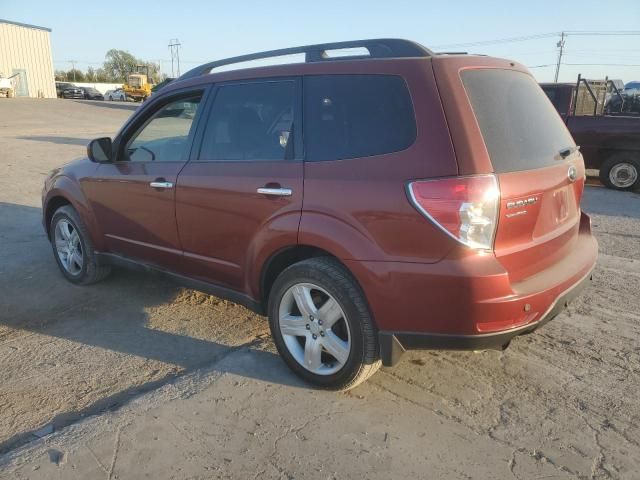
[378,267,593,366]
[343,212,598,366]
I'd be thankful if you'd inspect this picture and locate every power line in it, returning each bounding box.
[432,30,640,50]
[432,32,559,49]
[563,62,640,66]
[564,30,640,36]
[529,62,640,68]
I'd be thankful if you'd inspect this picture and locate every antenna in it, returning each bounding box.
[168,38,182,77]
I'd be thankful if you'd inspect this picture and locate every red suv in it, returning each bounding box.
[42,39,597,390]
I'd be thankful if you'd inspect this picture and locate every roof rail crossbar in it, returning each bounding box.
[178,38,432,81]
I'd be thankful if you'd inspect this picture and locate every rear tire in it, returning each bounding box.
[50,205,111,285]
[599,153,640,191]
[268,257,381,390]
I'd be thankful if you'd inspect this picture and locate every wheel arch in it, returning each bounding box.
[44,178,104,250]
[44,195,72,239]
[597,142,640,166]
[259,245,366,315]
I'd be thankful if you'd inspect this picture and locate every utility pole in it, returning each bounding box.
[69,60,77,81]
[554,32,566,83]
[168,39,182,77]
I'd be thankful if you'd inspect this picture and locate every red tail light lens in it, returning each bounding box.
[408,175,500,251]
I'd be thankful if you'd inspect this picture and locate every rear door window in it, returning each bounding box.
[303,75,416,161]
[462,69,575,173]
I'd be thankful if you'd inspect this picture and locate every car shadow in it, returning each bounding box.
[15,136,92,146]
[0,201,301,454]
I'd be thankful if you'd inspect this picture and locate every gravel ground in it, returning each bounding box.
[0,99,639,479]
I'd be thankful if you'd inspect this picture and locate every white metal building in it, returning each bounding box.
[0,19,56,98]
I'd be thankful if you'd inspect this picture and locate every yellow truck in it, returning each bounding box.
[122,65,155,102]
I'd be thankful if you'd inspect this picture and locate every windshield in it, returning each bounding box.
[462,69,576,173]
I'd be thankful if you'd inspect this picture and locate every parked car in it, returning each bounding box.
[105,88,127,101]
[56,82,76,98]
[82,87,104,101]
[61,86,84,99]
[541,80,640,190]
[42,39,597,390]
[624,81,640,95]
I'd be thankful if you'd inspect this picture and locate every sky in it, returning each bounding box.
[4,0,640,83]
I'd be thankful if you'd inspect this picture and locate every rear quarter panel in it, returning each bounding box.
[299,59,458,263]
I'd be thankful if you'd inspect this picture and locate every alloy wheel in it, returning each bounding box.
[54,219,83,275]
[278,283,351,375]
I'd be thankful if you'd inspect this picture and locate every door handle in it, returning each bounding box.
[257,187,292,197]
[150,181,174,189]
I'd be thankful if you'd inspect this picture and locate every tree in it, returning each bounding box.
[53,50,164,85]
[65,69,85,82]
[103,49,138,82]
[102,50,165,83]
[94,68,113,83]
[86,67,97,82]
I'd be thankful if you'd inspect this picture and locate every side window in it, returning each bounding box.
[124,95,201,162]
[303,75,416,161]
[199,81,296,161]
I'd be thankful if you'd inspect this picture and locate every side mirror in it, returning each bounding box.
[87,137,112,162]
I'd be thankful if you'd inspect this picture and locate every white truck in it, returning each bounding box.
[0,74,16,98]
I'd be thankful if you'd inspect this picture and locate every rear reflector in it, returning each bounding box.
[408,175,500,250]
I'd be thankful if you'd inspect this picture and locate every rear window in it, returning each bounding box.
[304,75,416,161]
[462,69,575,173]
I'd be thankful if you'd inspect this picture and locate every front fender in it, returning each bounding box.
[44,176,105,251]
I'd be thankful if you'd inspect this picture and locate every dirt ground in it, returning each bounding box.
[1,99,639,479]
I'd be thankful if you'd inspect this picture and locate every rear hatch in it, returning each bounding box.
[434,58,586,283]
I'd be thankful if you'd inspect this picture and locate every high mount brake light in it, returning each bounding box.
[408,175,500,251]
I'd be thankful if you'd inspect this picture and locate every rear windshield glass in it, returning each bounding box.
[462,69,575,173]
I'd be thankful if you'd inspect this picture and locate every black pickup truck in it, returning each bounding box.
[541,77,640,191]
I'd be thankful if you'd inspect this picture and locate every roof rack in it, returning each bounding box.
[178,38,433,81]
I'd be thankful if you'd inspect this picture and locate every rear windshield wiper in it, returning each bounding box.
[559,145,580,159]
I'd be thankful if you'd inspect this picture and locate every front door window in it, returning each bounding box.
[124,96,201,162]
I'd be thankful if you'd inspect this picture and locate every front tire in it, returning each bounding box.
[599,153,640,191]
[268,257,381,390]
[50,205,111,285]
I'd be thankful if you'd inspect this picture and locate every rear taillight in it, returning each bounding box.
[408,175,500,251]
